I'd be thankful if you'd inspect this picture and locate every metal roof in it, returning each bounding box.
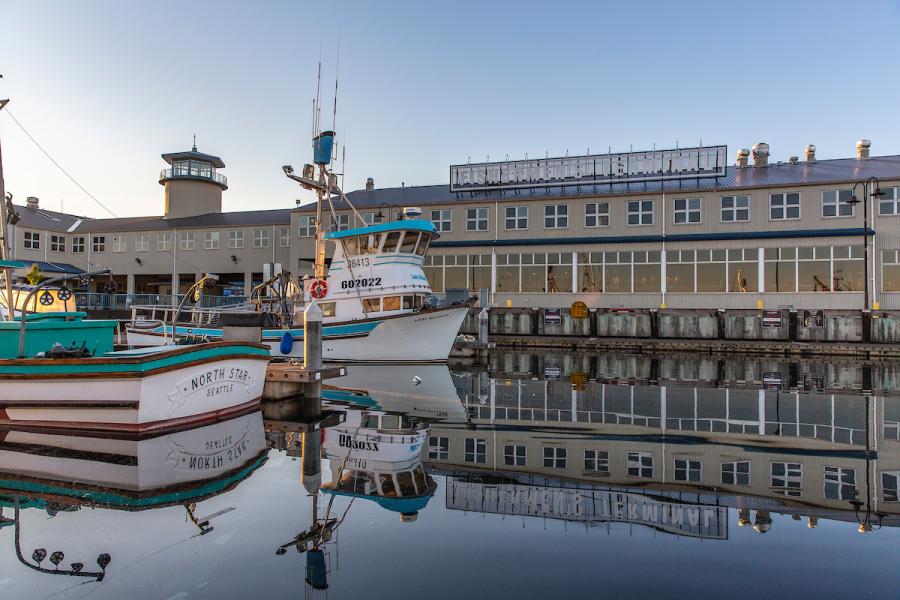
[69,209,292,233]
[12,204,86,232]
[296,154,900,212]
[161,149,225,168]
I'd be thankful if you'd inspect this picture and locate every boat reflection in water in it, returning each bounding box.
[0,411,267,583]
[428,352,900,538]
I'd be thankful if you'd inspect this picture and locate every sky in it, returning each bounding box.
[2,0,900,219]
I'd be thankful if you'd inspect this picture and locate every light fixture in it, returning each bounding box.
[230,255,238,264]
[282,165,294,174]
[135,257,143,266]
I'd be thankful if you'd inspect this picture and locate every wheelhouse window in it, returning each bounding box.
[92,235,106,252]
[320,302,336,317]
[878,187,900,215]
[298,215,316,237]
[381,231,402,253]
[414,233,431,256]
[770,192,800,220]
[721,195,750,222]
[584,202,609,227]
[544,204,568,229]
[466,207,489,231]
[363,297,381,312]
[399,231,419,253]
[673,197,701,224]
[23,231,39,250]
[431,209,451,232]
[383,295,401,311]
[50,235,65,252]
[822,189,853,217]
[627,200,653,225]
[505,206,528,230]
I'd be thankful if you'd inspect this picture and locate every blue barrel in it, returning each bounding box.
[279,332,294,355]
[313,131,335,165]
[305,550,328,589]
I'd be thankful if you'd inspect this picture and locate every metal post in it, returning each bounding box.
[478,306,489,344]
[0,98,14,321]
[303,302,323,414]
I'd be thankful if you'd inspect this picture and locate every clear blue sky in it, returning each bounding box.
[2,0,900,218]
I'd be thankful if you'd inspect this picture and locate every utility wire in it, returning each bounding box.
[2,109,118,217]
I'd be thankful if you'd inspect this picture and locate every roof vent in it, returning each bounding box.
[751,143,769,167]
[25,196,39,209]
[857,139,871,159]
[788,156,799,164]
[805,144,816,162]
[365,177,375,191]
[735,148,750,167]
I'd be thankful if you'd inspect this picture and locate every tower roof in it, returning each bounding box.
[161,147,225,168]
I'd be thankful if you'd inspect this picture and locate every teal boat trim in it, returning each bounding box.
[325,219,438,240]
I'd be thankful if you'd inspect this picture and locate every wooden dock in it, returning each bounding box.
[263,361,346,400]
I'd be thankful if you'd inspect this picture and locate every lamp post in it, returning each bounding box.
[846,177,883,342]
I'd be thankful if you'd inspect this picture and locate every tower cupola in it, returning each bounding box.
[159,141,227,219]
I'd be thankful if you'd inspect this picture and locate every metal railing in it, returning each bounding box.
[75,292,248,310]
[159,168,228,187]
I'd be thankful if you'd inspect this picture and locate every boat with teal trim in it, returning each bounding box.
[126,131,472,363]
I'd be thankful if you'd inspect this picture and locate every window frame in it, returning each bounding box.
[431,209,452,233]
[92,235,106,253]
[252,228,271,249]
[504,205,528,230]
[543,204,569,229]
[673,197,702,225]
[769,192,801,221]
[298,215,316,237]
[720,195,750,222]
[466,207,489,232]
[504,444,527,466]
[204,231,220,250]
[50,234,66,253]
[134,234,149,252]
[584,202,610,228]
[821,189,854,219]
[178,232,195,251]
[23,231,40,250]
[157,232,173,251]
[627,200,654,226]
[72,236,85,254]
[228,230,245,249]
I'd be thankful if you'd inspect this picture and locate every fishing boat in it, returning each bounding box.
[0,270,270,436]
[126,131,472,363]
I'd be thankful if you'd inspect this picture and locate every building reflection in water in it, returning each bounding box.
[426,351,900,538]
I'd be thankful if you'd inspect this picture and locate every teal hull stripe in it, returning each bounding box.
[0,455,266,508]
[150,319,381,340]
[0,344,270,376]
[322,389,379,408]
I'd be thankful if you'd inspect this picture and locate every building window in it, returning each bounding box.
[362,212,376,226]
[179,232,195,251]
[134,234,148,252]
[674,458,702,482]
[878,186,900,215]
[229,230,244,249]
[23,231,40,250]
[428,436,449,460]
[157,232,172,251]
[50,235,65,253]
[253,228,271,248]
[331,214,349,231]
[504,444,526,466]
[822,189,854,217]
[279,227,290,247]
[824,466,857,500]
[505,206,528,230]
[92,235,105,252]
[583,449,609,473]
[883,472,899,502]
[464,438,486,464]
[72,236,85,253]
[204,231,220,250]
[771,462,802,495]
[721,195,750,222]
[543,446,567,468]
[770,192,801,220]
[298,215,316,237]
[721,461,750,486]
[584,202,609,228]
[627,200,653,225]
[431,209,451,232]
[466,207,489,231]
[627,452,654,478]
[111,235,126,253]
[544,204,568,229]
[673,197,701,224]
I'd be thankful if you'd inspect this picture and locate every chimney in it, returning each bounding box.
[26,196,39,209]
[805,144,816,162]
[857,139,871,159]
[751,142,769,167]
[365,177,374,191]
[735,148,750,167]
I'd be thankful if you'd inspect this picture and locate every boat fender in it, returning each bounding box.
[280,332,294,354]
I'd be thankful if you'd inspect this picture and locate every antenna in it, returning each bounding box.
[192,133,197,152]
[331,25,342,145]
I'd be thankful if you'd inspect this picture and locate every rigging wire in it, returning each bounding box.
[2,109,118,218]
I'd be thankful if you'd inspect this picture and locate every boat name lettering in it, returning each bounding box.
[191,368,250,391]
[347,257,370,268]
[411,274,427,282]
[341,278,381,290]
[205,435,233,451]
[185,438,250,470]
[338,434,379,451]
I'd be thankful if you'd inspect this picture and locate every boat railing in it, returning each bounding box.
[130,302,258,327]
[78,293,249,311]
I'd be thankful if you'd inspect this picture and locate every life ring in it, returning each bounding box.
[309,279,328,300]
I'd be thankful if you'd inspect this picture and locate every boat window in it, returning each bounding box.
[402,295,414,309]
[368,234,382,253]
[382,231,402,253]
[363,297,381,312]
[320,302,336,317]
[383,296,401,311]
[414,233,431,256]
[342,237,360,256]
[397,471,416,496]
[379,473,399,497]
[361,415,381,429]
[399,232,419,254]
[380,415,401,429]
[413,465,427,492]
[414,295,423,309]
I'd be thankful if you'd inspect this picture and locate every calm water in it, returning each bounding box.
[1,352,899,599]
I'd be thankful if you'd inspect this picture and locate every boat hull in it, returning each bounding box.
[126,304,470,363]
[0,342,270,436]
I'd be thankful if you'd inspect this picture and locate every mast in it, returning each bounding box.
[0,96,16,320]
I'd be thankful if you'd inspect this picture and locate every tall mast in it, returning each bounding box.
[0,96,16,320]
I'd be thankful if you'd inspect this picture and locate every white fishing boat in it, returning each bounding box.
[126,131,472,363]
